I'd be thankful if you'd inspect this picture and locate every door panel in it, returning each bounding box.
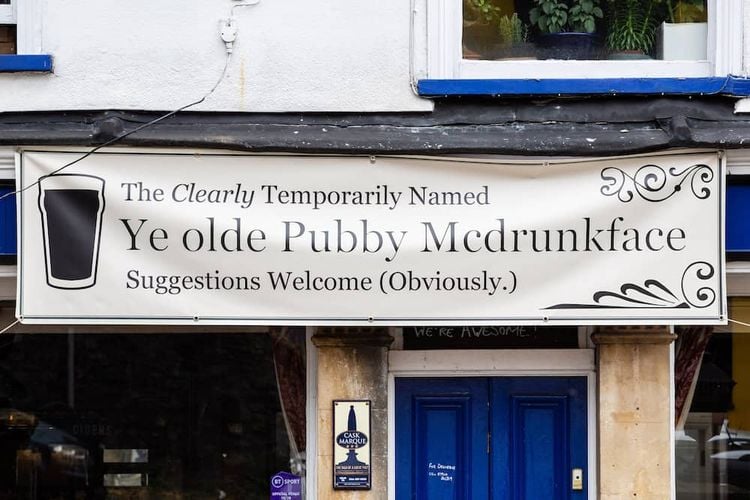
[510,396,567,499]
[490,377,588,500]
[396,376,588,500]
[395,378,489,500]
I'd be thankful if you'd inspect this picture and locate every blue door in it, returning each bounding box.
[395,377,587,499]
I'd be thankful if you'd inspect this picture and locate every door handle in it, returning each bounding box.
[572,468,583,491]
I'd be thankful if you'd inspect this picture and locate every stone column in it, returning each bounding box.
[312,327,393,500]
[593,326,676,500]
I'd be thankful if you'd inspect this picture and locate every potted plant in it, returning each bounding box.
[495,13,534,59]
[668,0,706,22]
[605,0,663,59]
[529,0,604,59]
[462,0,503,59]
[657,0,707,60]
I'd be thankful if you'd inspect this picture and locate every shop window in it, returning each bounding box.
[0,323,307,499]
[424,0,742,84]
[675,298,750,499]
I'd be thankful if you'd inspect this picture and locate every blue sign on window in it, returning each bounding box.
[727,183,750,254]
[270,471,302,499]
[0,185,16,257]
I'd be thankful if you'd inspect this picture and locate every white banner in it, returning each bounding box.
[17,150,726,325]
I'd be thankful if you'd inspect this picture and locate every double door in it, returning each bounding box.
[395,377,588,499]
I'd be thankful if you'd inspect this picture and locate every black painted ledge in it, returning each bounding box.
[1,96,749,156]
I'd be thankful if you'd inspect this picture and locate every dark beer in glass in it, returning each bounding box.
[38,174,105,289]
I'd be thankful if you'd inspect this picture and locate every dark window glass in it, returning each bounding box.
[0,25,15,55]
[0,328,306,499]
[462,0,708,61]
[676,298,750,499]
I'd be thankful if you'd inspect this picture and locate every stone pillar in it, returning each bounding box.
[593,326,676,500]
[312,327,393,500]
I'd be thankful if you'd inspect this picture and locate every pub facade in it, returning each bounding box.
[1,0,750,499]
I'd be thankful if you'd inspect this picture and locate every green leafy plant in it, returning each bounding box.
[497,13,529,44]
[569,0,604,33]
[465,0,503,24]
[605,0,662,53]
[529,0,569,33]
[462,0,508,58]
[530,0,603,34]
[665,0,706,23]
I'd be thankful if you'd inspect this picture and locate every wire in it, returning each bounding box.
[0,51,234,204]
[728,318,750,329]
[0,3,253,332]
[408,0,419,96]
[0,319,18,335]
[231,0,261,17]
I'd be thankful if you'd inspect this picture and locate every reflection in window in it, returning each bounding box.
[462,0,707,61]
[676,298,750,499]
[0,25,14,54]
[0,328,306,499]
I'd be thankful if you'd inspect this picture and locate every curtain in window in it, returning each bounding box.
[675,325,713,430]
[270,327,306,475]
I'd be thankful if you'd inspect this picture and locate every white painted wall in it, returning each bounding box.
[2,0,748,113]
[1,0,432,113]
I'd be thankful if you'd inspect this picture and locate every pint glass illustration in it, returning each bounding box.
[38,173,105,289]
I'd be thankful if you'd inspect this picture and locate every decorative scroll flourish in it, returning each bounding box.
[681,261,716,309]
[600,164,713,202]
[545,261,716,310]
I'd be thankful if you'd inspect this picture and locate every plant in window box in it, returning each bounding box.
[657,0,707,60]
[495,13,534,59]
[605,0,664,59]
[462,0,503,59]
[530,0,604,60]
[669,0,706,22]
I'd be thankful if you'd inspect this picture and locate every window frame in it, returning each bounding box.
[0,1,14,25]
[16,0,42,54]
[0,0,50,72]
[423,0,743,86]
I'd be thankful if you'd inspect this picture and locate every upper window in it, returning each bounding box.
[424,0,743,81]
[0,0,51,72]
[0,0,14,55]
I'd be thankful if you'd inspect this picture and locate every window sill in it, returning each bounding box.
[418,76,750,97]
[0,54,52,72]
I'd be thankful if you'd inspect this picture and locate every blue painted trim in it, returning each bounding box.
[727,183,750,253]
[0,54,52,73]
[0,185,16,256]
[418,76,750,97]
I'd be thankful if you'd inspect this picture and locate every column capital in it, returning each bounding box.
[592,325,676,345]
[312,327,394,348]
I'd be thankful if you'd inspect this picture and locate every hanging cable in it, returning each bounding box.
[0,0,264,332]
[0,48,234,205]
[3,0,266,204]
[728,318,750,329]
[0,319,18,335]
